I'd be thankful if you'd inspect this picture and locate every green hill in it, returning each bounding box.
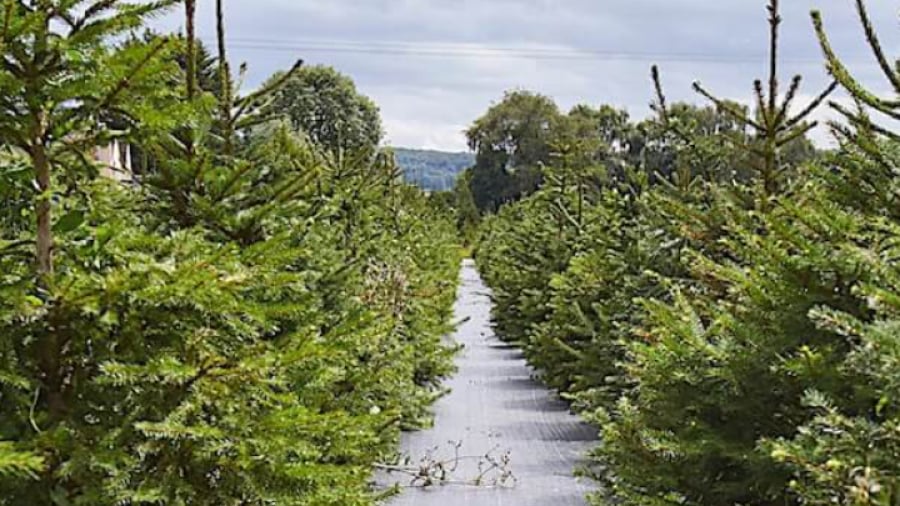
[393,148,474,192]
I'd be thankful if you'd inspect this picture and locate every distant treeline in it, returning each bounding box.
[394,148,474,191]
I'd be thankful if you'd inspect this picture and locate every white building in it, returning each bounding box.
[93,139,132,182]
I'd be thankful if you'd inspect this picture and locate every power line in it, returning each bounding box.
[197,36,842,64]
[222,36,755,58]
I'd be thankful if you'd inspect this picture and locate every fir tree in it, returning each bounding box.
[766,2,900,503]
[0,1,462,504]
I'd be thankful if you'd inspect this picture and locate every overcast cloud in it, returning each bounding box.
[155,1,900,151]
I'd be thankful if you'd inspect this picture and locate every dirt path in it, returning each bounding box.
[382,260,596,506]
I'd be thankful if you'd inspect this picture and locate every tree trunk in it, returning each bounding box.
[184,0,197,101]
[32,128,53,277]
[216,0,235,157]
[40,312,66,421]
[30,117,68,421]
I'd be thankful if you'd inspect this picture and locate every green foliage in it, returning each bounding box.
[464,84,814,215]
[0,153,31,234]
[1,120,459,506]
[452,169,481,246]
[474,2,900,506]
[0,0,176,164]
[0,2,460,505]
[761,143,900,504]
[1,139,460,506]
[477,189,578,345]
[0,0,179,280]
[466,90,560,212]
[764,4,900,503]
[268,65,383,154]
[0,443,43,481]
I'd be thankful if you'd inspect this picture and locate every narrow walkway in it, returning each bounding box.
[383,260,596,506]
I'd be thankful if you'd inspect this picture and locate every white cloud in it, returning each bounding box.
[383,118,468,151]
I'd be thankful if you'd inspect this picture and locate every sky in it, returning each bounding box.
[155,1,900,152]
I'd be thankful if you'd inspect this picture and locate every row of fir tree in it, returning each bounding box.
[475,1,900,505]
[0,1,461,504]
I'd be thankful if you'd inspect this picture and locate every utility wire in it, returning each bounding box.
[198,36,845,64]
